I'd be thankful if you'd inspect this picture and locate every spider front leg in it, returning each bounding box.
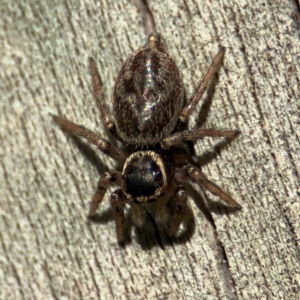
[161,128,239,149]
[183,165,240,208]
[89,57,121,140]
[168,185,187,236]
[110,189,125,244]
[89,171,122,217]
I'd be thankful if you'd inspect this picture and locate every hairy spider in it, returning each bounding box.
[53,33,240,244]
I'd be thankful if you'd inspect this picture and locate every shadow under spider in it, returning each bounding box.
[192,134,240,169]
[61,128,122,175]
[55,54,240,249]
[132,205,196,250]
[88,203,195,249]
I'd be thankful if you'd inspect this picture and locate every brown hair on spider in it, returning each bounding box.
[53,32,240,245]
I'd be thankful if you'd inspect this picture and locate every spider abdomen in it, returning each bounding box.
[113,33,184,145]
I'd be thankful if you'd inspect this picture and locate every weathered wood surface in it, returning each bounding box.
[1,1,300,299]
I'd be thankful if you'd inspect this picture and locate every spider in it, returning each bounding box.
[53,32,240,244]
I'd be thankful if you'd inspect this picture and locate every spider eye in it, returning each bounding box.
[154,170,162,181]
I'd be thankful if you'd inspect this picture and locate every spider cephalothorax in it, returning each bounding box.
[54,32,240,244]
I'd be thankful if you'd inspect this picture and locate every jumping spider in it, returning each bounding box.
[53,33,240,244]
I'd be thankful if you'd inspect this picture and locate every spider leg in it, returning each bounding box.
[53,116,127,162]
[89,57,121,140]
[184,165,240,208]
[130,203,145,227]
[168,185,187,236]
[110,189,125,244]
[179,48,225,124]
[161,128,239,149]
[89,171,122,216]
